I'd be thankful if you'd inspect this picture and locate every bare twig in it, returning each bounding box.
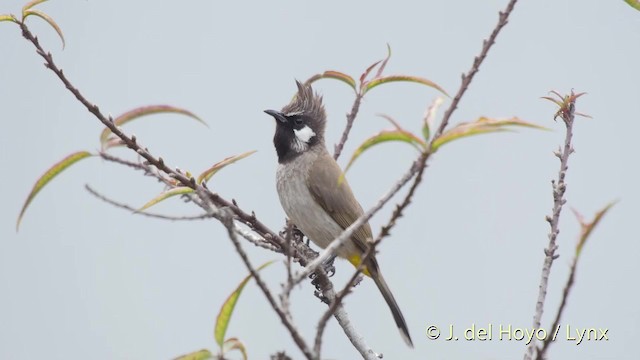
[374,0,520,247]
[535,203,615,360]
[85,184,212,221]
[217,207,315,360]
[18,21,288,254]
[314,246,372,357]
[291,157,422,285]
[524,91,579,360]
[333,93,364,160]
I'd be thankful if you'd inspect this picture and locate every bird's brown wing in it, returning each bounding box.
[306,152,373,254]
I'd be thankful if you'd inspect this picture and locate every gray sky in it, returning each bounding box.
[1,0,638,359]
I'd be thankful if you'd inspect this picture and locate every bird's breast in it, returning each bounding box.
[276,153,355,257]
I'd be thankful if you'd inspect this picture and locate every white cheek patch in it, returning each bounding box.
[294,126,316,143]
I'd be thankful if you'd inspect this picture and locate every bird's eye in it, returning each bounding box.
[293,117,304,126]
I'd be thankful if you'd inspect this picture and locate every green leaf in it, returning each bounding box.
[137,187,194,212]
[344,130,425,174]
[363,75,449,97]
[222,338,248,360]
[22,0,49,14]
[574,201,617,257]
[172,349,213,360]
[215,260,276,347]
[305,71,356,91]
[0,14,18,23]
[432,116,547,151]
[17,151,93,231]
[625,0,640,11]
[100,105,205,147]
[22,9,65,49]
[197,150,257,184]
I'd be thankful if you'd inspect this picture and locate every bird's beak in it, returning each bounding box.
[264,109,287,123]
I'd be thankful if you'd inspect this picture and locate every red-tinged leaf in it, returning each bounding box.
[222,338,248,360]
[363,75,449,97]
[574,201,617,257]
[215,261,276,347]
[431,117,547,151]
[377,113,403,131]
[0,14,18,23]
[359,59,383,86]
[22,0,49,14]
[305,71,356,91]
[625,0,640,11]
[197,150,256,184]
[22,9,65,49]
[172,349,213,360]
[137,187,194,212]
[541,96,563,107]
[99,105,205,147]
[374,43,392,78]
[575,112,593,119]
[17,151,93,231]
[344,130,425,174]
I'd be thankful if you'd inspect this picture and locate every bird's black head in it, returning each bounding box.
[264,81,327,163]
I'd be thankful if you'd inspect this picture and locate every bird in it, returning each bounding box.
[264,80,413,347]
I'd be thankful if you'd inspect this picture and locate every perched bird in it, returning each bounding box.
[264,81,413,347]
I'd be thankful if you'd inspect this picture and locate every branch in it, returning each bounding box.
[291,157,422,285]
[333,93,364,160]
[375,0,520,245]
[524,91,579,360]
[18,20,288,254]
[217,207,315,360]
[85,184,212,221]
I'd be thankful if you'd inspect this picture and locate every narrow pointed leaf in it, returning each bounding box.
[215,261,276,347]
[541,96,563,107]
[432,117,546,151]
[374,43,392,78]
[222,338,248,360]
[100,105,205,146]
[22,0,49,14]
[305,71,356,91]
[575,201,617,256]
[137,187,194,212]
[344,130,425,174]
[363,75,449,97]
[625,0,640,11]
[0,14,18,23]
[23,9,65,49]
[359,59,383,86]
[422,97,444,141]
[172,349,213,360]
[197,150,256,184]
[17,151,93,231]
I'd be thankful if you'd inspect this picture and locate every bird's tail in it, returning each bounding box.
[370,264,414,347]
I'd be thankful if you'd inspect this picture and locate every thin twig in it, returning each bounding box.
[534,252,577,360]
[333,93,364,160]
[18,21,288,253]
[217,208,315,360]
[291,157,422,285]
[314,246,372,357]
[524,92,577,360]
[85,184,212,221]
[374,0,520,247]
